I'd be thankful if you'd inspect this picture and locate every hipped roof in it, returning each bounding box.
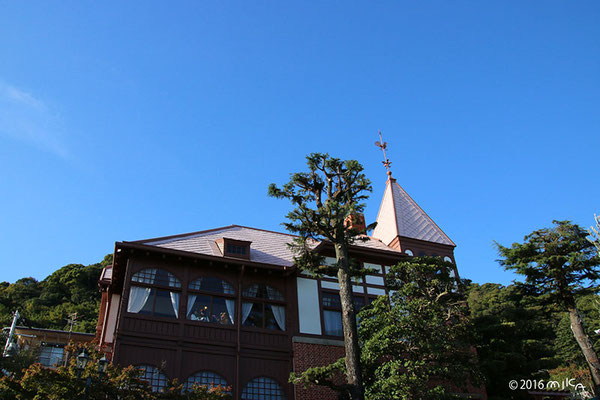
[127,225,400,268]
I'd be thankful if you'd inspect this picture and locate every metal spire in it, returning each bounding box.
[374,130,392,177]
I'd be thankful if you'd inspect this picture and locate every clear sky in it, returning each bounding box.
[1,2,598,285]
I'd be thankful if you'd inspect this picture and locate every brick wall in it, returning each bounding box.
[292,341,345,400]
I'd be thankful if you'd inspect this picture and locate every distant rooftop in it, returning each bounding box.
[14,326,94,336]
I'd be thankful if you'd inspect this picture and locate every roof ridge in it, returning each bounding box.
[130,224,300,245]
[130,225,238,244]
[227,224,299,238]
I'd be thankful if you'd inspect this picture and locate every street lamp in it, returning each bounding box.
[76,349,93,399]
[98,355,109,377]
[75,350,110,399]
[76,350,89,378]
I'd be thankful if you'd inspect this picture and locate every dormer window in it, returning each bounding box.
[216,238,251,260]
[227,243,247,255]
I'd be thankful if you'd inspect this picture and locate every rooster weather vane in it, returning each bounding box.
[375,131,392,177]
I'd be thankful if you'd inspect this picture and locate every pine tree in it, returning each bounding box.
[359,257,481,400]
[497,221,600,395]
[588,214,600,257]
[268,153,373,400]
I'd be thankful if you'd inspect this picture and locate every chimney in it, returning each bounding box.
[344,213,366,233]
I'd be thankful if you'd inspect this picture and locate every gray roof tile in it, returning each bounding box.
[137,225,400,267]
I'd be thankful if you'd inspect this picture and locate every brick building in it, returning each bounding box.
[95,172,484,399]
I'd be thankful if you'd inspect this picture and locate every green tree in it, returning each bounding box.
[589,214,600,257]
[0,346,41,383]
[360,257,481,400]
[554,294,600,367]
[291,257,481,400]
[0,254,112,333]
[547,365,593,398]
[0,342,231,400]
[269,153,373,400]
[466,283,558,400]
[497,220,600,395]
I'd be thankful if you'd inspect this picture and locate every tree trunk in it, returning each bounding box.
[335,243,365,400]
[568,305,600,395]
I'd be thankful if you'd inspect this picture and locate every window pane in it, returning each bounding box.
[269,304,285,331]
[131,268,157,284]
[321,292,341,309]
[188,295,211,322]
[39,346,64,367]
[154,269,181,288]
[212,297,234,325]
[132,268,181,288]
[185,371,231,393]
[189,277,234,294]
[226,243,247,255]
[243,302,263,328]
[243,284,283,301]
[154,289,178,318]
[138,288,156,315]
[323,310,343,336]
[137,365,168,392]
[353,296,365,312]
[265,286,284,301]
[128,286,154,315]
[241,376,286,400]
[242,284,259,298]
[264,305,279,330]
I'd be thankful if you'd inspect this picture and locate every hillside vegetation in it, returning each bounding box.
[0,255,111,333]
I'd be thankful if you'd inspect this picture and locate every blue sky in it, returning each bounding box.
[1,2,598,285]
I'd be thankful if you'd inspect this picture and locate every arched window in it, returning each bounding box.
[241,376,286,400]
[136,365,168,392]
[187,277,235,325]
[127,268,181,318]
[242,284,285,331]
[404,249,414,256]
[184,371,231,394]
[443,256,453,263]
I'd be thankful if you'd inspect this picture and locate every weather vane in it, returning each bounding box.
[375,130,392,177]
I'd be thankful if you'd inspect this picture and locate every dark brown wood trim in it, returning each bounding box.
[117,241,293,272]
[235,265,244,400]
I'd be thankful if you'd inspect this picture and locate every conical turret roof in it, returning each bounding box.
[372,177,455,247]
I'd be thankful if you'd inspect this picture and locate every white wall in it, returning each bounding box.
[104,294,121,343]
[296,278,322,335]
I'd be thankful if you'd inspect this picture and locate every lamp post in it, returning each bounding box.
[76,349,89,378]
[76,349,91,399]
[77,350,109,399]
